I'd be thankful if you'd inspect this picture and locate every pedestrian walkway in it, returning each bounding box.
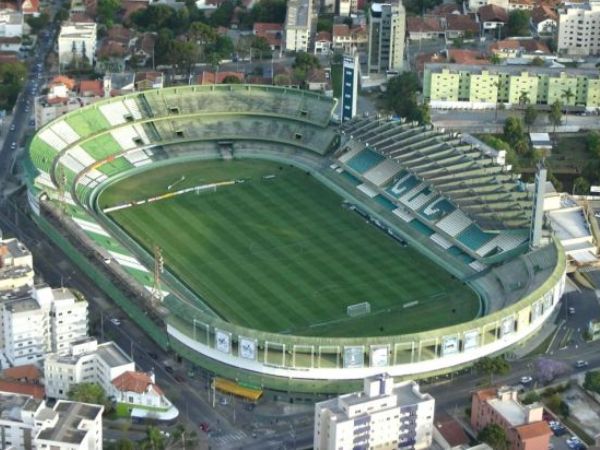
[510,308,561,359]
[211,430,248,448]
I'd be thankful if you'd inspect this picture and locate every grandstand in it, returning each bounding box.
[25,86,566,393]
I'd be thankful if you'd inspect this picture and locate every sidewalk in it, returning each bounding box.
[510,308,562,360]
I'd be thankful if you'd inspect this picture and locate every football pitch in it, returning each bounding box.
[99,159,480,337]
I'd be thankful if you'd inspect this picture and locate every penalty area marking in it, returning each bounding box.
[103,179,237,213]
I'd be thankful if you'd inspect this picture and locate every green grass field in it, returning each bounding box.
[99,159,479,337]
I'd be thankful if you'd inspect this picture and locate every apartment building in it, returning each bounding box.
[367,0,406,74]
[58,22,97,68]
[0,392,103,450]
[557,0,600,56]
[2,286,88,366]
[0,238,33,292]
[471,387,552,450]
[44,338,134,399]
[423,63,600,109]
[314,374,434,450]
[284,0,312,52]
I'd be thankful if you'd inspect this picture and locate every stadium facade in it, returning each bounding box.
[25,85,566,392]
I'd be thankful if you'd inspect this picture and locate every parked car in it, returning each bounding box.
[568,307,575,314]
[109,318,121,326]
[520,376,533,384]
[575,360,588,368]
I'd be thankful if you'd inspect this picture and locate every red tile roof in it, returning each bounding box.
[2,365,41,382]
[515,421,552,441]
[21,0,39,14]
[253,22,283,47]
[0,380,45,399]
[448,48,489,64]
[315,31,331,42]
[474,388,497,401]
[78,79,103,97]
[479,4,508,22]
[197,71,245,85]
[531,4,558,25]
[112,371,163,395]
[407,16,443,33]
[431,3,461,15]
[435,413,470,447]
[445,14,480,33]
[50,75,76,90]
[107,25,134,44]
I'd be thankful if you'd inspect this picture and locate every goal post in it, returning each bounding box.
[347,301,371,317]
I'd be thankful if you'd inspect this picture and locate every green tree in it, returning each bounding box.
[239,0,287,27]
[506,10,531,36]
[26,12,49,34]
[503,116,525,147]
[475,356,511,385]
[573,176,590,194]
[142,426,165,450]
[524,104,538,131]
[222,75,241,83]
[521,391,541,404]
[478,424,509,450]
[531,56,545,66]
[383,73,428,124]
[317,16,333,32]
[97,0,122,26]
[518,90,530,106]
[587,131,600,157]
[209,0,235,27]
[68,382,107,405]
[292,51,320,82]
[549,100,563,132]
[0,62,27,110]
[584,370,600,394]
[561,87,575,124]
[490,53,501,64]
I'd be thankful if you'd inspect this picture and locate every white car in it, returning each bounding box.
[520,376,533,384]
[109,318,121,326]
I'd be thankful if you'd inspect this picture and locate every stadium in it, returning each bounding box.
[25,85,566,393]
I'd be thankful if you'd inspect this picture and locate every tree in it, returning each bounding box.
[583,370,600,394]
[503,116,525,147]
[534,358,571,384]
[561,87,575,124]
[209,0,235,27]
[549,100,563,132]
[506,10,530,37]
[475,356,511,385]
[292,51,320,82]
[478,424,509,450]
[383,73,427,123]
[68,382,107,405]
[26,12,49,34]
[490,53,501,65]
[97,0,122,26]
[521,391,541,404]
[0,62,27,110]
[531,56,545,66]
[317,16,333,32]
[142,426,165,450]
[573,176,590,194]
[222,75,241,83]
[587,131,600,157]
[518,90,530,106]
[524,105,538,131]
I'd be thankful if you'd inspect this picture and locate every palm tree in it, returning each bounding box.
[493,80,503,122]
[561,87,575,124]
[518,90,530,107]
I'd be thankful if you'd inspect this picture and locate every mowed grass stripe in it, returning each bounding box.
[103,160,479,336]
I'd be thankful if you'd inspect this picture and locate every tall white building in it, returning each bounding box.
[367,0,406,74]
[284,0,312,52]
[0,392,103,450]
[557,1,600,56]
[45,338,135,399]
[314,375,435,450]
[2,286,88,366]
[58,22,97,68]
[0,237,34,292]
[341,53,359,122]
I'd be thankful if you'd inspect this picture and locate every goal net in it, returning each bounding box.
[347,302,371,317]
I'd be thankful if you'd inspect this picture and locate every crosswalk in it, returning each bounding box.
[211,430,248,448]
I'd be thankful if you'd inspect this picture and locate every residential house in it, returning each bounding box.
[479,4,508,32]
[253,22,283,53]
[406,16,444,40]
[306,68,330,92]
[0,237,33,292]
[0,364,45,399]
[467,0,508,13]
[110,371,178,421]
[489,38,550,59]
[444,14,480,39]
[430,3,462,16]
[135,71,164,90]
[471,387,552,450]
[0,9,23,53]
[314,31,331,54]
[508,0,534,11]
[103,72,135,96]
[433,412,471,449]
[21,0,40,16]
[332,23,368,53]
[531,5,558,35]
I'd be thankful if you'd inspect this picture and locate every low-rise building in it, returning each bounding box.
[508,0,533,11]
[332,23,368,53]
[471,387,551,450]
[110,370,178,421]
[488,38,550,59]
[424,64,600,109]
[530,5,558,35]
[314,374,435,450]
[58,22,97,69]
[444,14,480,39]
[0,392,103,450]
[479,4,508,31]
[284,0,312,52]
[44,338,134,399]
[0,9,23,53]
[467,0,507,13]
[253,22,283,53]
[406,16,444,40]
[314,31,331,54]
